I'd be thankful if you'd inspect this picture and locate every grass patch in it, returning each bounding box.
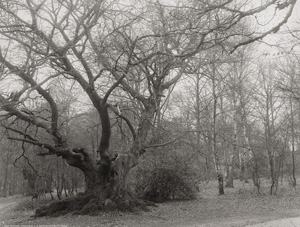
[13,196,52,212]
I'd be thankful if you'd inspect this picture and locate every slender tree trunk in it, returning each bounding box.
[252,153,260,194]
[241,126,249,183]
[2,150,10,197]
[289,97,296,186]
[237,82,250,184]
[226,154,234,188]
[195,74,208,181]
[210,70,224,195]
[217,173,224,195]
[226,92,238,188]
[205,157,211,183]
[265,96,274,194]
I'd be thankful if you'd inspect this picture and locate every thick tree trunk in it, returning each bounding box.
[34,104,157,217]
[34,152,153,217]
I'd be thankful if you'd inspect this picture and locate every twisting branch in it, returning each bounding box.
[109,104,136,140]
[7,137,57,153]
[4,126,38,142]
[230,0,297,53]
[102,74,126,105]
[0,52,64,145]
[13,141,42,177]
[19,72,63,103]
[144,131,194,149]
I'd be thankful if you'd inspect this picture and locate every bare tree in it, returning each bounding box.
[254,66,286,194]
[276,58,300,188]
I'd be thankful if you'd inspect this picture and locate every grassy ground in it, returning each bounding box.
[2,179,300,227]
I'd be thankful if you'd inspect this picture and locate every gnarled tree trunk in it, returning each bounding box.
[35,104,156,217]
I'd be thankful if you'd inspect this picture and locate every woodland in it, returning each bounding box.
[0,0,300,218]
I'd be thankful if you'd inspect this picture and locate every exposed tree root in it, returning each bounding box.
[33,193,157,217]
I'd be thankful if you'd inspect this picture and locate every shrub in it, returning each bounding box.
[138,168,197,202]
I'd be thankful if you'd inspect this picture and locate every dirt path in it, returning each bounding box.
[145,211,300,227]
[4,199,300,227]
[0,201,17,213]
[0,195,33,226]
[0,196,19,226]
[182,215,300,227]
[7,211,299,227]
[247,217,300,227]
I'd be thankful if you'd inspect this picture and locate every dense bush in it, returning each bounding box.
[145,168,197,202]
[135,167,197,202]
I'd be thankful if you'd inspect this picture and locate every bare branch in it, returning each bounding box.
[230,0,297,53]
[109,104,136,140]
[144,131,194,149]
[103,74,126,105]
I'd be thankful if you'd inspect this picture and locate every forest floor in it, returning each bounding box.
[2,179,300,227]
